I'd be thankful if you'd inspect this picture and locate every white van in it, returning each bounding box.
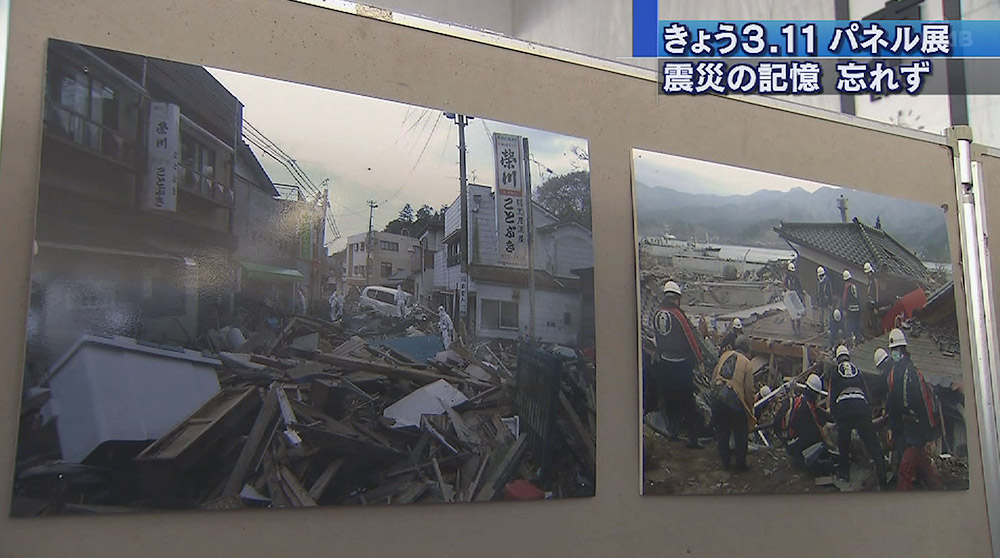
[359,286,407,317]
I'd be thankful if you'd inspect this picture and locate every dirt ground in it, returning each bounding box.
[642,426,969,495]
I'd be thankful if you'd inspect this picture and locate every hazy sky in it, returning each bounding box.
[633,148,829,196]
[208,68,589,253]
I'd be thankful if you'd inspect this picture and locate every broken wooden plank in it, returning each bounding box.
[136,387,260,470]
[381,452,472,480]
[463,453,490,502]
[278,466,317,507]
[473,433,527,502]
[432,457,454,503]
[266,317,298,355]
[315,352,493,389]
[223,385,280,498]
[445,407,482,447]
[249,354,295,370]
[238,329,277,354]
[331,336,367,356]
[422,416,459,455]
[262,451,292,508]
[308,459,344,501]
[559,391,596,474]
[394,481,429,504]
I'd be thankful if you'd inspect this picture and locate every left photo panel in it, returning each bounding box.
[11,39,597,516]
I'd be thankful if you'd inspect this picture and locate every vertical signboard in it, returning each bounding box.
[142,102,180,212]
[459,272,468,316]
[493,133,528,268]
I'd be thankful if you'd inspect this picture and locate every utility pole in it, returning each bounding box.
[366,200,378,286]
[445,112,473,338]
[523,137,535,341]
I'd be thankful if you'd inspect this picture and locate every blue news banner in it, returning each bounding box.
[645,20,1000,96]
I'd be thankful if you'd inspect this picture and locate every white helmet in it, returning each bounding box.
[874,348,889,367]
[787,262,796,272]
[817,266,826,277]
[732,318,743,330]
[662,281,682,296]
[833,309,842,321]
[805,374,823,393]
[864,262,875,274]
[843,269,852,281]
[758,385,772,399]
[889,328,908,348]
[835,345,850,360]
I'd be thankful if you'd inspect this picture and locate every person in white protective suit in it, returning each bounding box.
[395,288,409,318]
[328,289,344,322]
[438,305,455,348]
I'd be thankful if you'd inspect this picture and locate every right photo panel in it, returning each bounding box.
[634,148,969,495]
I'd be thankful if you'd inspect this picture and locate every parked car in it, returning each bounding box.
[359,286,407,317]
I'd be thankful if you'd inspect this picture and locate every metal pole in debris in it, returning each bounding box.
[950,126,1000,557]
[523,137,535,342]
[366,200,378,286]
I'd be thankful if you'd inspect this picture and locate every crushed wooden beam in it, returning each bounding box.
[315,352,493,389]
[308,458,344,501]
[432,458,454,503]
[222,385,279,497]
[278,466,317,507]
[473,433,528,502]
[559,391,596,474]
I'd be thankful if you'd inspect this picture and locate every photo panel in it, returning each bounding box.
[634,148,968,495]
[11,38,596,516]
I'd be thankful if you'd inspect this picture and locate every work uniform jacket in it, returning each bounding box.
[866,275,881,306]
[783,273,804,299]
[780,394,831,452]
[817,276,833,307]
[829,360,872,421]
[886,354,938,446]
[842,281,861,313]
[652,304,703,364]
[712,349,756,428]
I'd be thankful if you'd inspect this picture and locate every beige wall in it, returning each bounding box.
[0,1,994,557]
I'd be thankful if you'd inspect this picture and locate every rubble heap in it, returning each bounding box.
[13,307,596,515]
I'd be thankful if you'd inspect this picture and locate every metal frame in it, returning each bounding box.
[950,126,1000,557]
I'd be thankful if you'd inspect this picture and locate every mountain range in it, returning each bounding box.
[633,182,951,262]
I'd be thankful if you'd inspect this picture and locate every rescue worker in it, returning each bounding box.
[710,335,756,472]
[777,374,833,475]
[829,346,886,487]
[864,262,883,337]
[885,328,943,490]
[394,288,409,318]
[828,309,846,349]
[816,266,833,334]
[438,306,455,349]
[783,262,804,336]
[841,269,862,345]
[297,287,308,316]
[328,289,344,322]
[718,318,743,352]
[651,280,705,449]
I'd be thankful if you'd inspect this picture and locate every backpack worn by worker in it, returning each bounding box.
[711,353,744,411]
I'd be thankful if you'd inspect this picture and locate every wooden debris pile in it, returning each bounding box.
[13,312,596,514]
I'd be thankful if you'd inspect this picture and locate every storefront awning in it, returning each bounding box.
[240,262,304,282]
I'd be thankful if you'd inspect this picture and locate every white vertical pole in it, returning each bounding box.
[952,129,1000,557]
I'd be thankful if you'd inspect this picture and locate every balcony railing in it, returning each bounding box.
[45,104,137,168]
[179,166,234,207]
